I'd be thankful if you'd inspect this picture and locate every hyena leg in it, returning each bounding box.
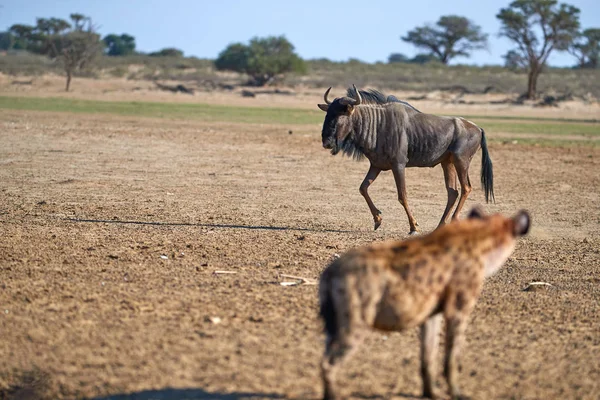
[321,331,362,400]
[359,164,383,230]
[388,313,442,400]
[443,317,468,400]
[420,313,443,399]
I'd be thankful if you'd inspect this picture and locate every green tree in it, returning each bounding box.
[401,15,488,64]
[0,31,14,50]
[569,28,600,68]
[103,33,136,56]
[497,0,580,99]
[214,43,249,71]
[410,53,439,64]
[503,49,527,70]
[215,36,306,86]
[8,24,35,50]
[388,53,409,63]
[149,47,183,57]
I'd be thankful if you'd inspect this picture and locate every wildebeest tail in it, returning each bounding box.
[480,128,495,203]
[319,270,337,338]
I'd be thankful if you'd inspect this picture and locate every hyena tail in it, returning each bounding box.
[319,272,337,338]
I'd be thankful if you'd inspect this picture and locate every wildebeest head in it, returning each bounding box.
[317,85,362,155]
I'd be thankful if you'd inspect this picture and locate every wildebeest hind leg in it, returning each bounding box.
[451,157,472,220]
[392,164,419,234]
[359,165,383,230]
[438,158,459,227]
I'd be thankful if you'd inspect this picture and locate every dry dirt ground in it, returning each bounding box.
[0,105,599,400]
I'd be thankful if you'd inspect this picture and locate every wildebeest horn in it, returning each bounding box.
[324,87,332,105]
[352,84,362,105]
[340,85,362,106]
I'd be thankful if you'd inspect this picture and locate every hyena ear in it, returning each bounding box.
[513,210,530,236]
[318,104,329,112]
[467,205,485,219]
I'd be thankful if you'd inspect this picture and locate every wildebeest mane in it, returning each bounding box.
[346,87,422,113]
[346,87,388,104]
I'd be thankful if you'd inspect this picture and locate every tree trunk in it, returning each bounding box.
[441,53,449,64]
[526,66,540,99]
[65,70,72,92]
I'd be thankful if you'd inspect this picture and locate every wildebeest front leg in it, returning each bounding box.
[420,313,443,399]
[392,164,419,234]
[359,164,383,230]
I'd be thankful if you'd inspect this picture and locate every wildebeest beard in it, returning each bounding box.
[331,132,365,161]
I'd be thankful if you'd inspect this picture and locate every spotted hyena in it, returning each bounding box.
[318,206,530,400]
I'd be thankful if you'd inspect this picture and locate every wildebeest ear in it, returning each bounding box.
[318,104,329,112]
[346,105,355,115]
[467,205,485,219]
[513,210,530,236]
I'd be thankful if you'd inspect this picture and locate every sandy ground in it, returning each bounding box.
[0,98,599,400]
[2,73,600,120]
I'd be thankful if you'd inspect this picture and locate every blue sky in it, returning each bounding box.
[1,0,598,66]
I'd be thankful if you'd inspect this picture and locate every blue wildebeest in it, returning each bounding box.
[318,86,494,233]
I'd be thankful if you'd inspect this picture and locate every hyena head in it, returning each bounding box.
[464,206,530,277]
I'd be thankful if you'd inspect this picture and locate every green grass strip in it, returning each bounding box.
[0,96,322,125]
[1,96,598,137]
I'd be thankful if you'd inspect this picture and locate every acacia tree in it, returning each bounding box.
[401,15,488,64]
[60,18,103,91]
[569,28,600,68]
[215,36,306,86]
[497,0,580,99]
[9,14,102,91]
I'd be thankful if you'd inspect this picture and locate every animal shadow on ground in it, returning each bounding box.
[91,388,284,400]
[92,389,424,400]
[350,391,422,399]
[66,217,356,234]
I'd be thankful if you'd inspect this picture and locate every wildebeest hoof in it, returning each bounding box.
[322,391,340,400]
[373,212,383,230]
[421,389,440,400]
[408,230,419,235]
